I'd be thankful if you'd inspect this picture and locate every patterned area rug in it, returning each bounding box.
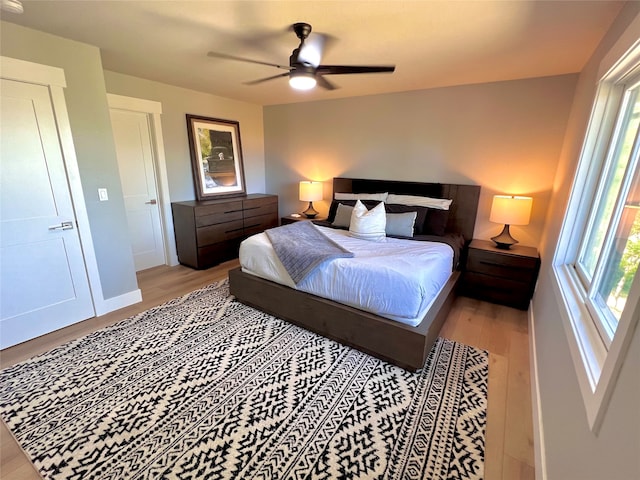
[0,280,488,480]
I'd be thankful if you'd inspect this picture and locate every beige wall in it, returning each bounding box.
[103,71,266,201]
[0,21,138,299]
[531,2,640,479]
[264,74,577,248]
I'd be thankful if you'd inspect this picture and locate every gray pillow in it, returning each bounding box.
[332,203,354,228]
[334,205,417,237]
[385,211,417,237]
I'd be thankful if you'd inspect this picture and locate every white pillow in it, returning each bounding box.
[385,211,417,237]
[349,200,386,242]
[386,193,453,210]
[334,192,388,202]
[333,204,415,235]
[332,203,354,228]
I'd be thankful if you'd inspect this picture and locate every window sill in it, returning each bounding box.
[551,264,639,433]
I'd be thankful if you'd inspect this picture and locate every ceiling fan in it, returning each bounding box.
[207,22,395,91]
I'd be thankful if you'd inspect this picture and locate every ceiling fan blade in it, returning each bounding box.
[209,21,395,91]
[316,65,396,75]
[298,32,327,67]
[207,51,290,70]
[244,72,290,85]
[316,75,338,91]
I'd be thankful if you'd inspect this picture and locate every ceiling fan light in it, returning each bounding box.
[289,73,317,90]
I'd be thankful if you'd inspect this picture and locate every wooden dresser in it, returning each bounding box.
[172,194,278,269]
[460,239,540,310]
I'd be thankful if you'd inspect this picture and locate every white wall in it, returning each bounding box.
[532,2,640,479]
[103,71,266,201]
[264,74,577,248]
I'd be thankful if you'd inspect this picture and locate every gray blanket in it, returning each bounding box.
[265,221,354,284]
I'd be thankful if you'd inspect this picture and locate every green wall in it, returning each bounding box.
[1,21,137,299]
[103,71,266,202]
[531,3,640,479]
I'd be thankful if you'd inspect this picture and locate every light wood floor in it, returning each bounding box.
[0,260,534,480]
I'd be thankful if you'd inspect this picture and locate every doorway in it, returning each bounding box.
[107,95,177,271]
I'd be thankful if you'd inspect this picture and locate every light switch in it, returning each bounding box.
[98,188,109,201]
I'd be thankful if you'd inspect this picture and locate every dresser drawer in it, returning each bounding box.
[243,197,278,219]
[195,201,243,227]
[244,213,278,236]
[462,272,531,309]
[197,219,245,245]
[196,210,243,227]
[467,250,538,281]
[197,240,241,267]
[172,194,278,269]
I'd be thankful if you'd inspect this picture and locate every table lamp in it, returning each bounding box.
[299,181,323,218]
[489,195,533,249]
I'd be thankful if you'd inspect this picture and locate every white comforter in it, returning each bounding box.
[239,225,454,327]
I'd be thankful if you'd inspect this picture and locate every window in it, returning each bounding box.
[553,41,640,432]
[576,74,640,345]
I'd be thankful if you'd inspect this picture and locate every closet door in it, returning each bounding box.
[0,78,94,348]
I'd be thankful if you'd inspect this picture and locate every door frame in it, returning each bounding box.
[107,94,178,266]
[0,56,104,313]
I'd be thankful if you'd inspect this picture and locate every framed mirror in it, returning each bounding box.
[186,114,246,200]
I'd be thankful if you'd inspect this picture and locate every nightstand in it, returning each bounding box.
[281,215,328,225]
[460,239,540,310]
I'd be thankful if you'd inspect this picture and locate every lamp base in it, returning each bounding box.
[302,201,318,218]
[491,224,518,249]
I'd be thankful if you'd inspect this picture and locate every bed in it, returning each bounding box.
[229,177,480,371]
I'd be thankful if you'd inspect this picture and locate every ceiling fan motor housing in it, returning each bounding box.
[293,22,312,41]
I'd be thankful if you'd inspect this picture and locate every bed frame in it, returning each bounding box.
[229,177,481,371]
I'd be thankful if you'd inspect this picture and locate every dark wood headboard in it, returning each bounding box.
[332,177,481,243]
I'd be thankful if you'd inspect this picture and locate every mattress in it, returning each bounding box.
[239,225,454,327]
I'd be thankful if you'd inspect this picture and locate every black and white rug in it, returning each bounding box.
[0,280,488,480]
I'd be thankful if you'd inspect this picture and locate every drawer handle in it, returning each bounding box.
[225,227,244,233]
[478,260,521,269]
[244,206,260,211]
[245,223,260,229]
[224,209,243,214]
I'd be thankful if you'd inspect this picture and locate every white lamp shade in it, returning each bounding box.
[490,195,532,226]
[299,181,323,202]
[289,73,317,90]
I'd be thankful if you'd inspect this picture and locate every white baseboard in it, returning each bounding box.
[529,303,548,480]
[94,288,142,316]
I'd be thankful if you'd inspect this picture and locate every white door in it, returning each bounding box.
[0,78,94,348]
[109,109,165,271]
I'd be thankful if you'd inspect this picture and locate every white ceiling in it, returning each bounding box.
[2,0,625,106]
